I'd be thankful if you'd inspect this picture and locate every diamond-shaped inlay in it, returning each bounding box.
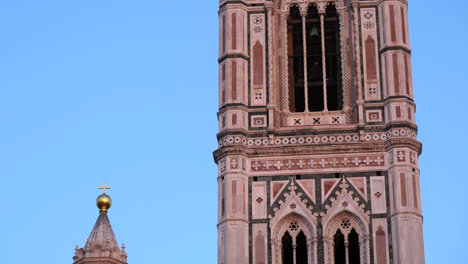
[375,192,382,198]
[256,197,264,204]
[364,12,373,19]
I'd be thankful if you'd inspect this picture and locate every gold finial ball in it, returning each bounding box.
[96,193,112,213]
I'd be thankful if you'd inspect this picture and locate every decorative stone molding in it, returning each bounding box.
[321,178,370,219]
[251,154,385,173]
[218,128,416,148]
[270,181,317,219]
[321,180,371,264]
[269,180,318,264]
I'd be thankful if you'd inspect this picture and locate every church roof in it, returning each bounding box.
[73,187,127,264]
[85,212,120,251]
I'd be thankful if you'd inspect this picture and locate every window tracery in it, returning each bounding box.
[333,219,361,264]
[271,213,316,264]
[275,0,352,126]
[281,226,309,264]
[287,3,342,113]
[323,213,370,264]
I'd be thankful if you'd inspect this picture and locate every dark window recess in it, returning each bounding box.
[287,4,343,112]
[325,5,343,111]
[282,231,294,264]
[288,6,305,112]
[334,229,346,264]
[334,228,361,264]
[349,229,361,264]
[296,231,308,264]
[306,5,323,112]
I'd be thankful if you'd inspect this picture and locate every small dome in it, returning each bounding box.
[96,193,112,213]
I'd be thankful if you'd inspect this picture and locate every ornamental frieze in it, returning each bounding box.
[218,128,417,148]
[250,154,385,173]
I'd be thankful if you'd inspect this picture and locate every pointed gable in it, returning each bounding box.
[73,190,127,264]
[85,213,120,251]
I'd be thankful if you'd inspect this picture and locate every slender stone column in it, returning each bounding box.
[293,240,297,264]
[344,240,350,264]
[301,12,309,112]
[320,14,328,111]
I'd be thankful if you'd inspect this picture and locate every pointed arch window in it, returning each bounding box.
[282,231,294,264]
[287,4,343,113]
[280,222,309,264]
[296,231,308,263]
[333,219,361,264]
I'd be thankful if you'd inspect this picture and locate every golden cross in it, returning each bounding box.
[98,183,111,194]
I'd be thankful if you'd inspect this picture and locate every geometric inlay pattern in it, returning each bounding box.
[251,155,385,172]
[218,128,417,148]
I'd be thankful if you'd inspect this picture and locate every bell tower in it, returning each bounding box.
[215,0,424,264]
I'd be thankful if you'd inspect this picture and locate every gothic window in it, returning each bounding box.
[281,223,309,264]
[332,219,361,264]
[282,231,294,264]
[348,229,361,264]
[297,231,308,263]
[334,229,346,263]
[287,4,343,113]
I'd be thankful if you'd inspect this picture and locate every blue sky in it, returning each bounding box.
[0,1,466,263]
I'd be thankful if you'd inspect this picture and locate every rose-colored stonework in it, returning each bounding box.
[216,1,424,264]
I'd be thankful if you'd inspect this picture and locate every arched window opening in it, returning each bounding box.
[282,231,294,264]
[333,222,361,264]
[296,231,308,264]
[288,5,305,112]
[348,229,361,264]
[273,215,317,264]
[306,5,323,112]
[287,3,343,113]
[334,229,346,264]
[324,5,343,111]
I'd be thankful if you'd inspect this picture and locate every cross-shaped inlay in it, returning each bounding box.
[230,158,238,169]
[397,151,405,161]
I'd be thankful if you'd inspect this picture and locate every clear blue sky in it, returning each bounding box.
[0,1,466,263]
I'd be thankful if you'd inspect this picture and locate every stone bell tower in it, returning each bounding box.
[215,0,424,264]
